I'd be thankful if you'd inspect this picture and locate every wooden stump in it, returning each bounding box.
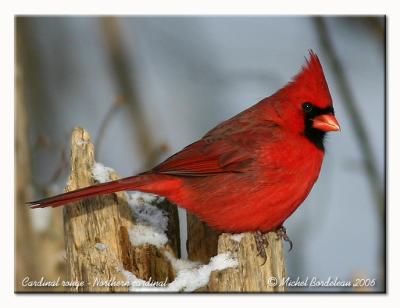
[63,127,179,292]
[188,215,286,292]
[187,213,220,263]
[208,233,286,292]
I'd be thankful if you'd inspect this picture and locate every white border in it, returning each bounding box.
[2,0,389,15]
[2,0,399,307]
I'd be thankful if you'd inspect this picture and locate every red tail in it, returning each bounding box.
[27,174,182,209]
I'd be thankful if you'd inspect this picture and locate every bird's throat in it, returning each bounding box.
[303,127,326,151]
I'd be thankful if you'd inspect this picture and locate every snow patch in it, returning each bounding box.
[230,233,245,243]
[121,270,168,292]
[166,253,238,292]
[125,191,170,248]
[128,225,168,248]
[76,139,89,146]
[122,252,238,292]
[125,192,168,232]
[163,250,200,272]
[92,162,114,183]
[128,190,162,204]
[95,243,108,251]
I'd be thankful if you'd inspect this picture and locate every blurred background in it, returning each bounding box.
[15,16,385,292]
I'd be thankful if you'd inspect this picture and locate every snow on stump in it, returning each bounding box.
[188,216,287,292]
[63,127,179,292]
[208,233,286,292]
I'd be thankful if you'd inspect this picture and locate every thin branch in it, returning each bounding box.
[313,17,384,216]
[313,17,385,291]
[99,17,156,169]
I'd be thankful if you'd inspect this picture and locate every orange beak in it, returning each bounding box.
[312,114,340,132]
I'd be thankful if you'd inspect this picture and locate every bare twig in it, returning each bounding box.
[313,17,384,215]
[99,17,181,261]
[313,17,385,291]
[99,17,156,169]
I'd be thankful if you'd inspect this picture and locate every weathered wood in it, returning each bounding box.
[187,213,220,263]
[208,233,286,292]
[158,199,181,258]
[188,213,286,292]
[63,127,179,292]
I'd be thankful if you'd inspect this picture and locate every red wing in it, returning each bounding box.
[152,138,253,177]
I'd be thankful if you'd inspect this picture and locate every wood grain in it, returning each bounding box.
[208,233,286,292]
[63,127,179,292]
[188,213,287,292]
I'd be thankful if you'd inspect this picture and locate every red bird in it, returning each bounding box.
[28,51,340,251]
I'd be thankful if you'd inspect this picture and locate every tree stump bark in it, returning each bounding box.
[208,233,286,292]
[63,127,179,292]
[187,213,220,263]
[188,216,286,292]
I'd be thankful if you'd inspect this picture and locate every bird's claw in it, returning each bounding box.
[254,231,269,265]
[275,226,293,252]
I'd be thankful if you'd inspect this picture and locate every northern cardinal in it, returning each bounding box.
[28,51,339,249]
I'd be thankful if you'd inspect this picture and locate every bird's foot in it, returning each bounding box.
[254,231,269,265]
[275,226,293,252]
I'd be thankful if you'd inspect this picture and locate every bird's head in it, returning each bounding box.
[272,50,340,150]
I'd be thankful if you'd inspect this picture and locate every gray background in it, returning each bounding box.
[19,16,385,291]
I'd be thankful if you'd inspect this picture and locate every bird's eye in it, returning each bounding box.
[302,102,313,113]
